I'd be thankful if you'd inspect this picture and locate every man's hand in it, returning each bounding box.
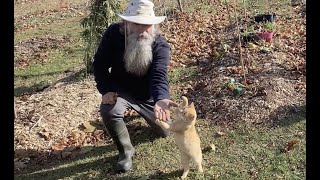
[154,99,178,121]
[102,92,118,104]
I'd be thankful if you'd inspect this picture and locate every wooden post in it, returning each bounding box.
[177,0,183,12]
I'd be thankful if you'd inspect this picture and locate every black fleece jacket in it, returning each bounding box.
[93,23,170,102]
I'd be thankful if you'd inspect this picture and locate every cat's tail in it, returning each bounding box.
[181,96,188,107]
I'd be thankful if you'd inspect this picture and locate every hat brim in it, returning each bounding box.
[117,14,166,25]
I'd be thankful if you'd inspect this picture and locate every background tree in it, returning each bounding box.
[81,0,125,73]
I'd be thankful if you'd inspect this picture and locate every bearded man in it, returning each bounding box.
[92,0,178,173]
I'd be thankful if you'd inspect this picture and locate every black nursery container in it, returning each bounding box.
[254,13,276,23]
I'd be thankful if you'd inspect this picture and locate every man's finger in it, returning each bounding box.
[155,111,160,119]
[165,110,170,121]
[169,100,179,107]
[162,111,167,121]
[158,110,163,121]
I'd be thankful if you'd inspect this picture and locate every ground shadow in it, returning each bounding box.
[14,68,87,96]
[270,104,306,127]
[14,70,68,79]
[14,145,116,179]
[14,83,50,96]
[14,117,167,179]
[125,112,173,143]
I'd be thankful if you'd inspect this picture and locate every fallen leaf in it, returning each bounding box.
[87,169,99,178]
[215,131,225,137]
[81,122,96,133]
[210,144,216,152]
[248,42,258,49]
[260,46,271,53]
[38,131,53,140]
[285,140,300,152]
[51,143,66,151]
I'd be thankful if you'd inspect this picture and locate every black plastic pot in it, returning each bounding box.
[241,33,258,43]
[254,13,276,23]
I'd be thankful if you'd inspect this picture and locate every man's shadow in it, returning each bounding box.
[14,115,166,180]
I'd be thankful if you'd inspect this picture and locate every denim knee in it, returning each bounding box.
[100,103,126,124]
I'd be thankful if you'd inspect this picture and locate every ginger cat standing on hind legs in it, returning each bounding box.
[155,96,203,179]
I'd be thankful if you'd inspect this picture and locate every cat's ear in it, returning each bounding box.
[181,96,188,107]
[189,102,195,108]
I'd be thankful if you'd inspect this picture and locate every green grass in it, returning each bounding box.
[15,114,305,180]
[14,42,85,96]
[14,11,87,96]
[14,16,85,44]
[168,66,200,101]
[14,0,87,17]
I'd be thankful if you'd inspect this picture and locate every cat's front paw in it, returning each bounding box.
[155,118,163,125]
[155,119,170,129]
[180,175,187,180]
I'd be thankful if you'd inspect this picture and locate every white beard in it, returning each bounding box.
[124,31,155,76]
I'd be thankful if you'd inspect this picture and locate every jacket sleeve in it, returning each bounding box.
[150,38,171,102]
[92,25,114,95]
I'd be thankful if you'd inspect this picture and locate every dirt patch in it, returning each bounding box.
[14,76,140,171]
[14,77,104,168]
[162,4,305,126]
[14,77,100,150]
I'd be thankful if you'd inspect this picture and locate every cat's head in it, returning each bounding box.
[172,96,197,122]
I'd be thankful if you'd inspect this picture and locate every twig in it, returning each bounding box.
[233,0,246,83]
[164,2,168,23]
[242,0,248,84]
[224,0,232,23]
[30,115,43,131]
[177,0,183,12]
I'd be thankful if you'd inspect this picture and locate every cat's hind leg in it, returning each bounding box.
[180,153,190,179]
[192,153,203,173]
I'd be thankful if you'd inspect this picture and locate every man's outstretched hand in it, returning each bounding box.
[154,99,179,121]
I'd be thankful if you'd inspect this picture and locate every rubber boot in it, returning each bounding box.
[105,120,135,173]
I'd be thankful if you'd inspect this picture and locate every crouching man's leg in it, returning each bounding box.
[100,97,134,173]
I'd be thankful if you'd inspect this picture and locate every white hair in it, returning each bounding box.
[123,23,159,76]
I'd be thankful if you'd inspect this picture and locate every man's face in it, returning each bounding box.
[126,22,153,40]
[123,21,156,76]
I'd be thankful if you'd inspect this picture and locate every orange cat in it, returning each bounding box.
[155,96,203,179]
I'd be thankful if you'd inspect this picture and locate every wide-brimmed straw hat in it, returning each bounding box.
[117,0,166,25]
